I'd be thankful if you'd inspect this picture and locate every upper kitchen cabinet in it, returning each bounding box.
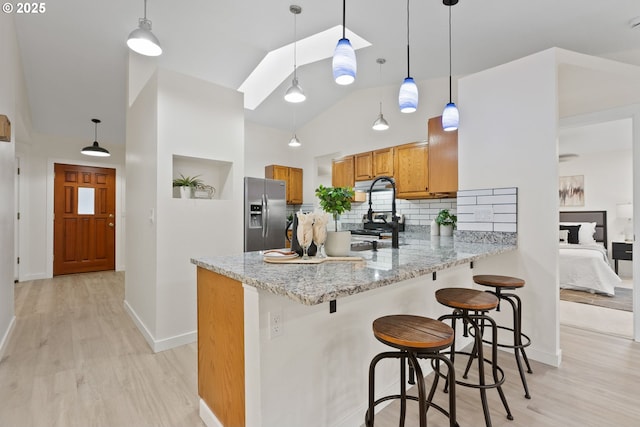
[265,165,303,205]
[331,155,355,188]
[394,141,430,199]
[427,116,458,195]
[354,148,394,181]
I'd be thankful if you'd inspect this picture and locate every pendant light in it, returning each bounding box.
[372,58,389,131]
[441,0,459,131]
[332,0,357,85]
[285,5,306,103]
[81,119,110,157]
[398,0,418,113]
[127,0,162,57]
[288,108,301,147]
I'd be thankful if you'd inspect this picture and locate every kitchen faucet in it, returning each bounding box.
[367,176,399,249]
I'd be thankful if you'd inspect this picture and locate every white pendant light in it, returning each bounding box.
[399,0,418,113]
[289,105,301,148]
[372,58,389,131]
[81,119,110,157]
[285,5,306,103]
[127,0,162,57]
[332,0,357,85]
[441,0,459,131]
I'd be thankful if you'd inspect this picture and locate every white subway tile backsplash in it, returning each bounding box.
[493,187,517,195]
[456,213,476,223]
[457,197,477,205]
[477,195,517,205]
[493,213,517,223]
[493,204,517,214]
[457,189,493,197]
[494,223,517,232]
[455,205,477,214]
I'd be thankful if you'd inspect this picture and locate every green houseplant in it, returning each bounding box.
[315,185,355,256]
[436,209,457,236]
[172,174,203,199]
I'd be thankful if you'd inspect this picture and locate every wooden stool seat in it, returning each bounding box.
[435,288,499,311]
[473,274,525,289]
[373,315,454,351]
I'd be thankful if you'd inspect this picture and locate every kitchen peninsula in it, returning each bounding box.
[191,235,516,427]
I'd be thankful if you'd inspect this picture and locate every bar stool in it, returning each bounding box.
[366,315,458,427]
[473,274,533,399]
[435,288,513,427]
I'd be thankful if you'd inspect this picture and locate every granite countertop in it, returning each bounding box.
[191,235,517,306]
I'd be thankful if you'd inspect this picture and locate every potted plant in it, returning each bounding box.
[436,209,457,237]
[315,185,355,256]
[172,174,202,199]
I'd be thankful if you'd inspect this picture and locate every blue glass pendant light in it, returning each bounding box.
[399,0,418,113]
[441,0,459,131]
[332,0,356,85]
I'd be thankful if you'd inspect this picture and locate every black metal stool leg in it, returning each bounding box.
[407,353,427,427]
[502,294,531,399]
[468,316,493,427]
[400,354,407,427]
[511,293,533,374]
[485,314,514,420]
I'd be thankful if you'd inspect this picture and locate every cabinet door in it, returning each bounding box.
[265,165,291,203]
[354,152,373,181]
[394,142,430,199]
[288,167,303,204]
[428,116,458,194]
[332,156,355,188]
[373,147,394,177]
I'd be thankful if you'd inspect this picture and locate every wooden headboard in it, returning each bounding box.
[559,210,608,248]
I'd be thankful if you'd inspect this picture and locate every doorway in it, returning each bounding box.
[53,163,116,275]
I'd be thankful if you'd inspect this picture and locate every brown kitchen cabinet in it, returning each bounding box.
[394,141,430,199]
[331,155,355,188]
[265,164,303,204]
[427,115,458,195]
[354,152,373,181]
[354,148,394,181]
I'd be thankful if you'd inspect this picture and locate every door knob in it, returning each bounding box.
[108,214,114,218]
[108,223,114,227]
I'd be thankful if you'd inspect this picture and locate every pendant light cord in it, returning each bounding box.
[342,0,346,39]
[293,10,298,78]
[94,122,98,141]
[143,0,147,20]
[448,4,452,103]
[406,0,411,78]
[379,61,383,113]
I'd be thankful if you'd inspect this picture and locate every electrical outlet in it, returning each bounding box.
[269,310,283,339]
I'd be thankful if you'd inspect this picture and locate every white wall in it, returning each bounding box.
[458,49,561,366]
[126,68,245,351]
[558,149,633,275]
[0,12,19,356]
[244,122,297,179]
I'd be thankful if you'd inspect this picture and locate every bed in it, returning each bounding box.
[559,210,621,296]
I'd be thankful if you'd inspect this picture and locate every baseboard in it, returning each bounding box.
[199,399,224,427]
[525,346,562,367]
[123,300,196,353]
[18,272,49,282]
[0,316,16,359]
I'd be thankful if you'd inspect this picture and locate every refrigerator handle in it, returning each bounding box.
[262,194,268,239]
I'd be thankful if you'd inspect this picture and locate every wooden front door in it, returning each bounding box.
[53,163,116,276]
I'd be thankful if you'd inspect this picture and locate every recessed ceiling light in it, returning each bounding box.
[629,16,640,29]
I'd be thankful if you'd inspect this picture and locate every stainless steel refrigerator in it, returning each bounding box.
[244,177,287,252]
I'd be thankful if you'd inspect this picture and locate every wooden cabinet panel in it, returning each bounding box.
[331,156,355,188]
[428,116,458,195]
[373,147,394,177]
[394,142,430,199]
[288,167,303,204]
[354,152,373,181]
[265,164,303,205]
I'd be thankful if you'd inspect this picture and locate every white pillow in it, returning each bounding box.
[559,222,597,244]
[559,229,569,243]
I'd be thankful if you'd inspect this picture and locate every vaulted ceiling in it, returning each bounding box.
[13,0,640,147]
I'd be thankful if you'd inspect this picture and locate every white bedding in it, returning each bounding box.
[559,243,621,296]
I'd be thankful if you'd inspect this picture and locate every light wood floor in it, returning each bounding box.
[2,272,640,427]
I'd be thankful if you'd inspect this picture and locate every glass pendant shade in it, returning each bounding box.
[332,38,357,85]
[288,134,301,147]
[372,113,389,131]
[398,77,418,113]
[127,20,162,56]
[285,76,306,103]
[442,102,459,131]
